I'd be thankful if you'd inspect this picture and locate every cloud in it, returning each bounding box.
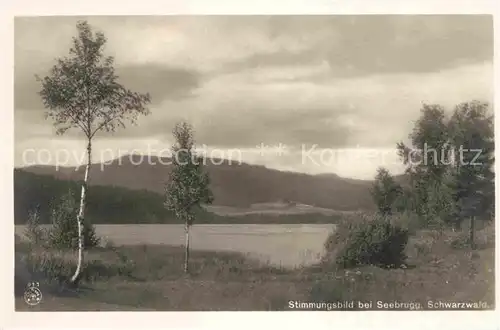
[149,61,492,149]
[15,15,493,72]
[14,16,493,179]
[116,64,201,104]
[17,61,492,149]
[15,57,201,111]
[14,71,44,110]
[214,15,493,77]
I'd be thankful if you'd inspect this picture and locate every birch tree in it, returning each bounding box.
[370,167,402,216]
[448,101,494,248]
[37,20,151,283]
[396,104,451,225]
[164,122,213,273]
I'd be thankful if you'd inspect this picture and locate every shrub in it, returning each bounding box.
[24,208,47,246]
[388,211,421,236]
[47,190,100,250]
[324,214,409,269]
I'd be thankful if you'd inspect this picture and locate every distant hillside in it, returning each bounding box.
[14,169,174,224]
[20,155,376,211]
[14,169,344,225]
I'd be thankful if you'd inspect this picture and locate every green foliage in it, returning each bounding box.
[398,104,451,181]
[164,122,214,225]
[164,122,214,273]
[324,214,409,269]
[37,20,152,282]
[15,169,348,225]
[24,208,46,246]
[395,104,452,225]
[370,167,402,216]
[448,101,494,220]
[426,178,456,229]
[85,184,174,224]
[395,101,494,231]
[14,169,175,224]
[387,211,421,236]
[47,190,100,250]
[37,20,151,138]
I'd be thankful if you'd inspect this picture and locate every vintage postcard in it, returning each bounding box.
[2,1,498,330]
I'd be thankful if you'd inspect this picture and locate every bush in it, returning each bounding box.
[48,190,100,250]
[24,208,47,246]
[324,214,409,269]
[388,212,421,236]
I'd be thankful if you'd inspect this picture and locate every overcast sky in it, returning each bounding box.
[14,15,493,179]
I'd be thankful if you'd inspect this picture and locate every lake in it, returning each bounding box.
[15,224,336,268]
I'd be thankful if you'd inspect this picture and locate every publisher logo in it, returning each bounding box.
[24,282,42,306]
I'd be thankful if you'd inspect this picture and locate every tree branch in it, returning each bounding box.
[90,110,123,138]
[64,107,90,137]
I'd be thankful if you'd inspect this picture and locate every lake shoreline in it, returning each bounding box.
[15,224,336,268]
[15,226,495,311]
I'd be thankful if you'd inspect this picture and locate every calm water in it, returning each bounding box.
[15,224,335,268]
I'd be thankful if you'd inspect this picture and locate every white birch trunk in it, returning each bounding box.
[184,223,190,273]
[70,140,91,283]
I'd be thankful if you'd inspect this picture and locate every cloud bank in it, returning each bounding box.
[14,15,493,179]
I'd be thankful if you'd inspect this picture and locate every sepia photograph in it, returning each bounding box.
[11,14,494,313]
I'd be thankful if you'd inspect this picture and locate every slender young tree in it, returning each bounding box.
[396,104,453,225]
[448,101,494,248]
[370,167,402,216]
[164,122,213,273]
[38,21,151,283]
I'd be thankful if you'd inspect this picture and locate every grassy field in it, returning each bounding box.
[15,224,495,311]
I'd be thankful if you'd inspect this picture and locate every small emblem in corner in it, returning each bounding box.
[24,282,42,306]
